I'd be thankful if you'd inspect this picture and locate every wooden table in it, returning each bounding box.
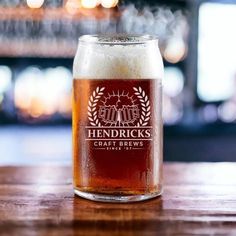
[1,163,236,235]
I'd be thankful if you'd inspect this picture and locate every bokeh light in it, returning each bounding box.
[164,38,186,64]
[101,0,118,8]
[14,66,72,119]
[81,0,97,9]
[163,67,184,124]
[163,67,184,97]
[218,101,236,123]
[0,66,12,94]
[26,0,45,9]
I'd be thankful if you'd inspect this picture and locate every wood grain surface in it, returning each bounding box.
[0,163,236,235]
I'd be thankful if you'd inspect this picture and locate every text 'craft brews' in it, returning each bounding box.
[73,35,164,202]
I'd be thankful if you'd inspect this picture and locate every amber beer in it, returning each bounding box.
[73,35,164,202]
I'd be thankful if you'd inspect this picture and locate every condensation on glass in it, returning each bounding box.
[73,35,164,202]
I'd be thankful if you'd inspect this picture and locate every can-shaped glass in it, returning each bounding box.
[73,35,164,202]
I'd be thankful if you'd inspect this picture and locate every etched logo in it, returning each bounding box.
[86,86,152,151]
[87,87,151,127]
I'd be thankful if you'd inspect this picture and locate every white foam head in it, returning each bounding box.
[73,35,164,79]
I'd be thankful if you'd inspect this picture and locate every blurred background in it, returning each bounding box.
[0,0,236,165]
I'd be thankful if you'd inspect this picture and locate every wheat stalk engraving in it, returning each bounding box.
[87,87,105,126]
[133,86,151,126]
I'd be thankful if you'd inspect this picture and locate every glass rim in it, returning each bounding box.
[78,34,158,45]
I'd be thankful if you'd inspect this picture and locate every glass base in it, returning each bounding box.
[74,189,162,203]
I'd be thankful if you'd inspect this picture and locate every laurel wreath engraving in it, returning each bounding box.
[133,87,151,126]
[87,87,105,126]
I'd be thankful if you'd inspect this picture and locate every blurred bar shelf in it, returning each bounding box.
[0,39,76,58]
[0,7,118,20]
[0,7,118,57]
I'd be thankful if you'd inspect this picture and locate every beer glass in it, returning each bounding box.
[73,35,163,202]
